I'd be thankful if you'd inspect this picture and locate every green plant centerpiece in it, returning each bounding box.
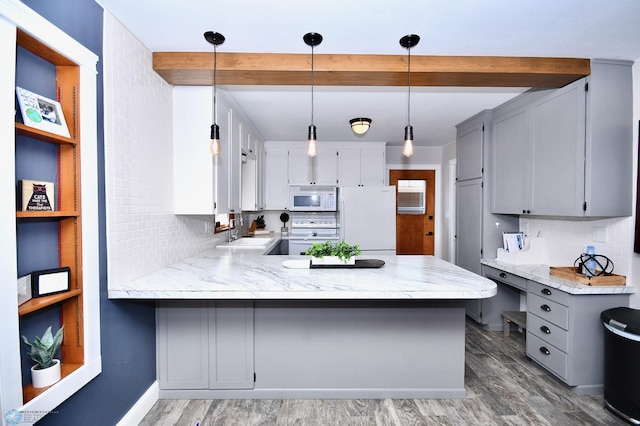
[22,325,64,388]
[305,241,361,265]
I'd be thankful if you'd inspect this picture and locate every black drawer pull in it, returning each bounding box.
[540,304,551,312]
[540,326,551,334]
[541,288,552,296]
[539,346,551,356]
[499,272,507,278]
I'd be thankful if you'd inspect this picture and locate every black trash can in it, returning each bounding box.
[601,307,640,425]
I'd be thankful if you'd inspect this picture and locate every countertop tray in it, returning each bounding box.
[310,259,385,269]
[549,266,626,286]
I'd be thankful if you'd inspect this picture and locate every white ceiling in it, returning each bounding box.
[98,0,640,147]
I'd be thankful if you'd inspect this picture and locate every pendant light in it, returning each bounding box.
[400,34,419,157]
[304,32,322,157]
[204,31,225,156]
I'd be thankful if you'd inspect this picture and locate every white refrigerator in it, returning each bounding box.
[340,186,396,255]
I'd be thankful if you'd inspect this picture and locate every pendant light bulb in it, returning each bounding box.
[304,32,323,157]
[204,31,225,156]
[403,125,414,157]
[210,124,221,156]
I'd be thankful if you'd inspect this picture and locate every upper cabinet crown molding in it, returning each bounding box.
[153,52,590,88]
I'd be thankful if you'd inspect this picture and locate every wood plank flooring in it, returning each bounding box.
[139,318,627,425]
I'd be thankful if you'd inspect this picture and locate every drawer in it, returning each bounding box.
[527,280,570,306]
[527,312,569,352]
[483,266,527,291]
[526,332,568,381]
[527,293,569,330]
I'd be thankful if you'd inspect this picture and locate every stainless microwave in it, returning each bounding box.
[289,186,337,211]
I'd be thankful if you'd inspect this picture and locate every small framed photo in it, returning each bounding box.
[19,179,55,212]
[31,267,70,298]
[16,86,70,138]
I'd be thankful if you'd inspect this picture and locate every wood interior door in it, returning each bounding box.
[389,169,435,255]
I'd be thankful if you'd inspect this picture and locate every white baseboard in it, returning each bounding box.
[116,381,159,426]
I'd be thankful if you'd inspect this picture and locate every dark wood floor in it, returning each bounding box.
[140,318,627,425]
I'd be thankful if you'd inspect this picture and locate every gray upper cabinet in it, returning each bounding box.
[491,59,633,217]
[456,119,485,181]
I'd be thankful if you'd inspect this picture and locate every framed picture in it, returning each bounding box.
[19,179,55,212]
[31,267,70,298]
[15,86,70,138]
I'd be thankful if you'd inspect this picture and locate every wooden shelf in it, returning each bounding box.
[16,210,79,219]
[22,362,82,403]
[18,289,81,316]
[15,122,76,145]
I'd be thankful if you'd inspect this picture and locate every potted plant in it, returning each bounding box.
[22,325,64,388]
[305,241,361,265]
[279,212,290,234]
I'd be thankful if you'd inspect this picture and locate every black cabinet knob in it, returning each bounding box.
[540,326,551,334]
[540,304,551,312]
[539,346,551,356]
[542,288,552,296]
[499,272,507,279]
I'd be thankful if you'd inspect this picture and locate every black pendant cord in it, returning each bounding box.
[310,44,315,126]
[407,46,411,128]
[213,42,218,127]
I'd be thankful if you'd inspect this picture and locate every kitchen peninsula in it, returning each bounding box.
[109,245,496,399]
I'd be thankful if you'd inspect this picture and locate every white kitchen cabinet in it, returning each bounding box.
[337,148,385,186]
[173,87,242,215]
[157,301,254,393]
[227,108,243,214]
[173,86,215,214]
[492,59,633,217]
[242,138,266,211]
[288,148,338,185]
[264,147,289,210]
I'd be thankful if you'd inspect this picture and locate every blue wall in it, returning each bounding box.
[20,1,157,424]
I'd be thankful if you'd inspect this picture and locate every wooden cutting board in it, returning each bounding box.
[549,266,626,286]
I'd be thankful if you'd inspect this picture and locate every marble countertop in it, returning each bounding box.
[108,249,497,300]
[481,259,635,295]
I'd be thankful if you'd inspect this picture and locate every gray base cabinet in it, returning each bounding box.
[526,280,629,394]
[157,301,254,392]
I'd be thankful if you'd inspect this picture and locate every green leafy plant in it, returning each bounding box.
[305,241,361,262]
[22,325,64,370]
[279,212,290,227]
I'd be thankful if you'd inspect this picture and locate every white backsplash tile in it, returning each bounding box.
[520,216,634,276]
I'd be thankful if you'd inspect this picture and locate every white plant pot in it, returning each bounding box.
[311,256,356,265]
[31,359,61,388]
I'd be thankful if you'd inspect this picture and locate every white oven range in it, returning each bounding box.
[288,214,339,256]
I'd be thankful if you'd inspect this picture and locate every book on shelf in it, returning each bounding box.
[19,179,55,212]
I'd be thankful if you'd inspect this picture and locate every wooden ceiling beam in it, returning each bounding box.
[153,52,590,88]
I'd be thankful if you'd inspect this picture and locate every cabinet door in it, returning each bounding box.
[264,148,289,210]
[213,97,231,213]
[456,121,484,181]
[209,301,254,389]
[157,301,209,390]
[288,148,313,184]
[173,86,214,214]
[456,178,482,275]
[492,107,530,214]
[337,149,361,186]
[314,149,338,185]
[228,109,242,213]
[256,141,266,209]
[359,148,385,186]
[529,82,586,216]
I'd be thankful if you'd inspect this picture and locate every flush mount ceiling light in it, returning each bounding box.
[304,32,322,157]
[349,117,372,135]
[204,31,225,156]
[400,34,419,157]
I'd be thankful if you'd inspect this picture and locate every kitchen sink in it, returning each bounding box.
[216,237,273,249]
